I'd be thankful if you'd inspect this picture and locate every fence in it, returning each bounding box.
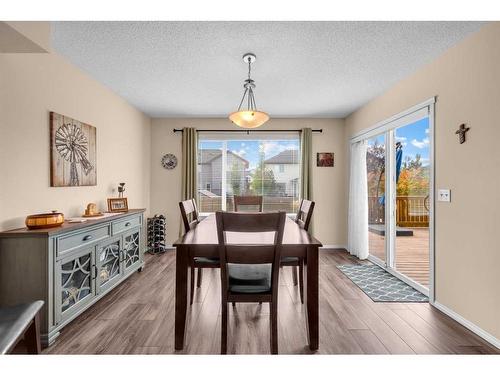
[199,195,300,213]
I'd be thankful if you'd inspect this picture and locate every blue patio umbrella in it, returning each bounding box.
[378,143,403,205]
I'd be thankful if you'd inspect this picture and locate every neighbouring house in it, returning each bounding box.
[198,149,249,196]
[264,149,300,197]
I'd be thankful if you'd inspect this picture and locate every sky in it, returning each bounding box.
[368,117,430,166]
[200,139,300,169]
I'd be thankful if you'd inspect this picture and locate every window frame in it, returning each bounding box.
[197,132,301,215]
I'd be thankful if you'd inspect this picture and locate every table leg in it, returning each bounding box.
[175,245,191,350]
[305,245,319,350]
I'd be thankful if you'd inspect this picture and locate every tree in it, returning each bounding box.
[250,152,277,195]
[229,160,243,196]
[397,154,429,196]
[366,140,386,197]
[403,153,423,170]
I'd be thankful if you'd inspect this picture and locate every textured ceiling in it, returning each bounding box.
[51,21,484,118]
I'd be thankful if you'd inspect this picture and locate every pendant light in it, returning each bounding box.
[229,53,269,128]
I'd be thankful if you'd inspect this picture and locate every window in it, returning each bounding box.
[198,132,300,213]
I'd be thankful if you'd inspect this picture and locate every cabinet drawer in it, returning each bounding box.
[57,225,110,258]
[112,215,141,235]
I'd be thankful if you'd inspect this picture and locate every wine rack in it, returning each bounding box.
[147,215,166,253]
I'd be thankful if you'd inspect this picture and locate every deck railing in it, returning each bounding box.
[368,196,429,227]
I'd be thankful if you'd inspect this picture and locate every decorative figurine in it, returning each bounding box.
[83,203,103,217]
[455,123,470,144]
[118,182,126,198]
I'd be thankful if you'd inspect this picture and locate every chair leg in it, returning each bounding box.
[270,300,278,354]
[221,302,228,354]
[292,266,298,286]
[190,266,195,305]
[298,260,304,304]
[25,313,41,354]
[197,268,203,287]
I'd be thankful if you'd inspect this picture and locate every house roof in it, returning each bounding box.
[199,189,219,197]
[198,149,249,167]
[264,149,299,164]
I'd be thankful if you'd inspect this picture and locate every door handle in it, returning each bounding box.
[82,234,93,241]
[92,265,97,280]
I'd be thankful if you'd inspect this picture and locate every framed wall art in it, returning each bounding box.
[317,152,334,167]
[50,112,97,187]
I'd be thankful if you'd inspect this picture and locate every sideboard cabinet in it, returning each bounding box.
[0,209,145,347]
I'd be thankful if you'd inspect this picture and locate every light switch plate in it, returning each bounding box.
[438,189,451,202]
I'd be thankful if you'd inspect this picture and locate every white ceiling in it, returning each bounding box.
[51,21,484,118]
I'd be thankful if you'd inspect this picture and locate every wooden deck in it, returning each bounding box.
[39,250,498,355]
[369,228,430,287]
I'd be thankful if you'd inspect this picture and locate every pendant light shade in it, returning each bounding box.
[229,110,270,128]
[229,53,269,128]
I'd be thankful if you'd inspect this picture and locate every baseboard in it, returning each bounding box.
[320,244,347,250]
[431,301,500,349]
[145,245,175,253]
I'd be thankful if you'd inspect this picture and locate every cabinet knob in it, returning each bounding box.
[82,235,93,241]
[125,222,131,227]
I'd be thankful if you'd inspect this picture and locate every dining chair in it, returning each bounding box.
[281,199,315,304]
[233,195,263,212]
[179,199,219,304]
[216,211,286,354]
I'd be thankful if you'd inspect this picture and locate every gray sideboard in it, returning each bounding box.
[0,209,145,347]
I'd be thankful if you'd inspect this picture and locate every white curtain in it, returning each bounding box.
[348,140,369,259]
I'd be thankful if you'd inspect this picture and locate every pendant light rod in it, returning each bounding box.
[229,52,270,129]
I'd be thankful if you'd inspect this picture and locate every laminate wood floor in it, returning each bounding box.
[43,250,498,355]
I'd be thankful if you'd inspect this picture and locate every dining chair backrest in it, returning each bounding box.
[216,211,286,289]
[296,199,315,231]
[179,199,199,233]
[233,195,263,212]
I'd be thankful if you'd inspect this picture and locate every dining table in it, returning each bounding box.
[172,213,323,351]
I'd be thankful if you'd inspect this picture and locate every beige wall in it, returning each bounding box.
[345,23,500,340]
[0,25,151,231]
[151,118,347,246]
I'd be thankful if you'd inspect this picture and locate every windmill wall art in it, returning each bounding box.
[50,112,97,187]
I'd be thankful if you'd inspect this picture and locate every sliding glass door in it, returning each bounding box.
[393,118,430,288]
[357,101,434,296]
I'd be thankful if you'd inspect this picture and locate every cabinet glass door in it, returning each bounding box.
[123,230,141,272]
[58,248,95,319]
[96,239,122,293]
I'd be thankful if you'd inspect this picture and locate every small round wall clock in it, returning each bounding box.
[161,153,178,170]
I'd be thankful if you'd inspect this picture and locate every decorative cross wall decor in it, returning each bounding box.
[455,123,470,144]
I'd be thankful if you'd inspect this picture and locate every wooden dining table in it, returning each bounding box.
[173,213,323,351]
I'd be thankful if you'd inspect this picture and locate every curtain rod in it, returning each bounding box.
[173,128,322,133]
